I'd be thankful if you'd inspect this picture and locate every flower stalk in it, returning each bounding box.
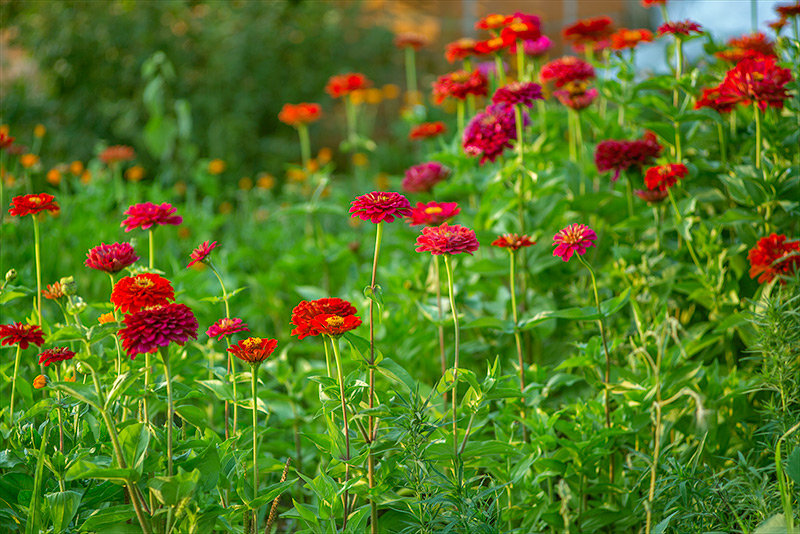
[508,250,528,443]
[251,363,261,533]
[329,336,351,529]
[443,254,461,462]
[32,215,43,327]
[367,221,383,533]
[9,345,21,418]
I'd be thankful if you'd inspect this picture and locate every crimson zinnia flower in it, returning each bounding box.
[445,38,478,63]
[595,132,663,181]
[715,32,776,62]
[228,337,278,365]
[492,234,536,251]
[187,240,218,267]
[658,20,703,37]
[552,223,597,262]
[402,162,451,193]
[99,145,135,164]
[540,56,595,87]
[8,193,60,217]
[492,82,544,108]
[611,28,654,50]
[38,347,76,367]
[394,32,429,50]
[291,298,358,340]
[554,81,599,110]
[278,103,323,126]
[509,35,553,57]
[0,322,45,349]
[748,233,800,284]
[500,19,541,43]
[432,70,488,104]
[415,223,479,255]
[474,36,509,55]
[85,242,139,274]
[119,303,198,358]
[635,189,669,204]
[207,317,250,341]
[406,202,460,226]
[713,56,794,111]
[777,2,800,18]
[326,73,371,98]
[463,103,521,164]
[409,121,447,140]
[562,16,614,48]
[121,202,182,232]
[311,314,362,337]
[349,191,412,224]
[644,163,688,191]
[695,87,737,114]
[111,273,175,314]
[475,13,509,30]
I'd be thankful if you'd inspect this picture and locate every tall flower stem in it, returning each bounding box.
[329,336,351,529]
[456,100,465,136]
[717,122,727,166]
[209,263,237,436]
[9,345,21,419]
[516,41,526,82]
[159,348,174,477]
[54,366,65,452]
[148,229,154,270]
[645,339,664,534]
[514,104,526,233]
[443,254,460,462]
[434,256,447,406]
[753,102,762,170]
[297,124,311,170]
[508,251,528,443]
[404,47,418,105]
[344,96,358,146]
[250,363,261,533]
[666,188,705,277]
[367,221,383,534]
[494,55,506,86]
[673,39,683,163]
[32,215,43,327]
[625,174,635,220]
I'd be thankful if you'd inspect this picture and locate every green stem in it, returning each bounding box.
[404,46,418,104]
[625,174,634,220]
[148,229,154,270]
[367,221,383,534]
[443,255,460,462]
[209,263,236,435]
[717,122,727,167]
[297,124,311,170]
[456,100,465,136]
[567,110,577,164]
[509,251,528,443]
[494,55,506,86]
[32,215,43,327]
[434,256,447,407]
[329,337,351,529]
[142,352,151,426]
[344,96,358,146]
[645,340,663,534]
[516,41,526,81]
[160,348,174,477]
[666,187,705,277]
[9,345,21,419]
[754,102,762,170]
[54,366,64,452]
[251,363,261,533]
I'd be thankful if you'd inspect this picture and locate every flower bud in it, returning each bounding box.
[59,276,78,296]
[66,296,87,315]
[5,269,16,283]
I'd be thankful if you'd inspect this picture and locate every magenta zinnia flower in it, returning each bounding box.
[509,35,553,57]
[595,132,663,181]
[492,82,544,108]
[406,202,460,226]
[38,347,76,367]
[540,56,595,87]
[415,223,479,255]
[206,317,250,341]
[188,240,218,267]
[118,303,199,358]
[85,242,139,274]
[463,103,522,164]
[349,191,412,224]
[121,202,182,232]
[552,223,597,262]
[402,162,451,193]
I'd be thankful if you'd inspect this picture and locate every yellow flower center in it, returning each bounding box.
[325,316,345,327]
[134,277,154,289]
[487,14,505,26]
[425,206,443,214]
[488,37,504,47]
[243,337,262,349]
[561,226,585,244]
[510,22,527,32]
[30,197,42,205]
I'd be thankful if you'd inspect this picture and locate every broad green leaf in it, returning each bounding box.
[79,505,135,532]
[147,468,200,506]
[65,460,137,483]
[118,423,149,474]
[786,447,800,485]
[45,491,82,533]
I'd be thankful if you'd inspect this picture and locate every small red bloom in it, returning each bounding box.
[99,145,135,165]
[554,81,599,110]
[349,191,412,224]
[394,32,429,50]
[38,347,76,367]
[85,242,139,274]
[111,273,175,314]
[595,131,663,181]
[492,81,544,108]
[500,20,541,43]
[552,223,597,262]
[8,193,60,217]
[187,240,218,268]
[463,103,521,164]
[445,38,478,63]
[119,303,198,358]
[611,28,654,50]
[695,87,737,114]
[657,20,703,37]
[415,223,479,255]
[563,16,615,47]
[474,36,509,55]
[207,317,250,341]
[0,322,45,349]
[291,298,358,340]
[402,162,451,193]
[42,282,65,300]
[409,122,447,140]
[491,233,535,251]
[642,0,667,6]
[644,163,688,191]
[634,189,669,204]
[768,19,788,32]
[776,2,800,18]
[310,314,362,337]
[540,56,595,88]
[715,32,776,63]
[326,73,371,99]
[121,202,182,232]
[432,70,488,104]
[406,202,460,226]
[228,337,278,365]
[748,233,800,284]
[476,13,510,30]
[278,103,323,126]
[713,56,794,111]
[0,132,14,149]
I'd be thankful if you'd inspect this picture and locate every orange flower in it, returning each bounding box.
[208,159,226,175]
[317,147,333,164]
[611,28,654,50]
[238,177,253,190]
[33,375,48,389]
[325,73,371,98]
[278,103,323,126]
[257,173,276,190]
[80,170,91,184]
[46,168,61,186]
[352,153,368,167]
[98,312,116,324]
[381,84,401,99]
[42,282,65,300]
[125,165,145,182]
[99,145,135,165]
[20,154,39,168]
[69,161,84,175]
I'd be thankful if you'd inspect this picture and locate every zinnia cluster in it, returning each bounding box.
[611,28,654,50]
[415,223,479,255]
[562,16,614,52]
[715,32,775,62]
[554,82,599,110]
[595,132,663,181]
[291,298,361,339]
[748,233,800,284]
[119,303,199,358]
[39,347,76,367]
[402,162,451,193]
[657,21,703,37]
[121,202,182,232]
[445,38,478,63]
[406,202,460,226]
[85,242,139,274]
[463,103,521,164]
[207,317,250,341]
[432,70,488,104]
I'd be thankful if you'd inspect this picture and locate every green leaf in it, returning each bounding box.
[147,468,200,506]
[65,460,137,483]
[104,372,140,410]
[785,447,800,485]
[52,382,100,409]
[753,514,787,534]
[78,505,135,532]
[118,423,149,474]
[375,358,415,392]
[175,404,208,431]
[25,426,49,534]
[197,379,233,402]
[48,325,86,343]
[45,491,82,533]
[292,499,320,525]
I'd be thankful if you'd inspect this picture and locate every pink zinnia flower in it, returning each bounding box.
[349,192,412,224]
[406,202,460,226]
[492,82,544,108]
[415,223,479,255]
[402,162,451,193]
[552,223,597,262]
[121,202,182,232]
[85,242,139,274]
[119,303,199,358]
[187,240,218,267]
[463,103,522,164]
[657,20,703,37]
[540,56,595,88]
[509,35,553,57]
[39,347,76,367]
[206,317,250,341]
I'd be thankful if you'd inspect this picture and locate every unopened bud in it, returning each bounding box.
[66,296,87,315]
[59,276,78,296]
[5,269,16,283]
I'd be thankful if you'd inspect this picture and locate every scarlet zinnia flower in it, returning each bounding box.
[111,273,175,314]
[657,20,703,37]
[121,202,182,232]
[491,234,535,251]
[0,322,45,349]
[748,233,800,284]
[500,19,541,43]
[349,191,412,224]
[415,223,480,255]
[278,103,323,126]
[562,16,615,48]
[642,0,667,6]
[445,38,478,63]
[715,32,776,63]
[554,81,599,110]
[326,73,371,99]
[644,163,688,191]
[119,303,198,358]
[402,162,451,193]
[8,193,60,217]
[713,56,794,111]
[611,28,654,50]
[406,202,460,226]
[207,317,250,341]
[540,56,595,88]
[310,314,362,337]
[432,70,488,104]
[291,298,358,340]
[634,189,669,204]
[99,145,135,164]
[42,282,65,300]
[394,32,429,50]
[38,347,76,367]
[463,103,521,164]
[409,122,447,140]
[552,223,597,262]
[777,2,800,18]
[695,87,737,114]
[474,36,509,55]
[509,35,553,57]
[228,337,278,365]
[0,132,14,149]
[85,242,139,274]
[492,82,544,108]
[187,240,218,268]
[476,13,510,30]
[595,132,663,181]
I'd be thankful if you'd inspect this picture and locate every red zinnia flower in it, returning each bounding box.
[563,16,615,47]
[657,20,703,37]
[349,191,412,224]
[644,163,688,191]
[634,189,669,204]
[207,317,250,341]
[540,56,595,88]
[595,131,663,181]
[402,162,451,193]
[310,314,362,337]
[695,87,737,114]
[291,298,358,340]
[121,202,182,232]
[642,0,667,6]
[111,273,175,314]
[445,38,478,63]
[228,337,278,365]
[492,81,544,108]
[715,32,776,63]
[38,347,76,367]
[406,201,460,226]
[187,240,218,268]
[409,121,447,140]
[42,282,65,300]
[119,303,198,358]
[432,70,488,104]
[0,322,45,349]
[85,242,139,274]
[476,13,510,30]
[474,36,509,55]
[394,32,429,50]
[99,145,135,165]
[776,2,800,18]
[8,193,60,217]
[0,132,14,149]
[611,28,654,50]
[768,19,788,32]
[326,73,371,99]
[492,233,536,251]
[415,223,479,255]
[552,223,597,262]
[713,56,793,111]
[278,103,323,126]
[748,233,800,284]
[554,81,599,110]
[500,20,541,43]
[463,103,521,164]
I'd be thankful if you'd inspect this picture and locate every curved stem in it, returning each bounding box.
[443,255,460,462]
[251,364,260,533]
[434,256,447,407]
[32,215,43,328]
[9,345,21,419]
[509,251,528,443]
[208,263,231,319]
[329,336,351,529]
[367,222,382,534]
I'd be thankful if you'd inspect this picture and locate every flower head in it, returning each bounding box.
[554,81,599,110]
[445,38,478,63]
[563,16,614,49]
[492,82,544,108]
[476,13,510,30]
[777,2,800,18]
[500,18,541,43]
[595,131,663,181]
[409,121,447,140]
[349,191,412,224]
[657,20,703,37]
[695,87,737,114]
[278,103,323,126]
[8,193,60,217]
[326,73,371,99]
[474,36,509,55]
[187,240,218,268]
[611,28,654,50]
[119,303,198,358]
[111,273,175,314]
[207,317,250,341]
[39,347,76,367]
[228,337,278,365]
[540,56,595,87]
[552,223,597,262]
[311,314,362,337]
[715,32,776,62]
[85,242,139,274]
[291,298,358,340]
[394,32,429,50]
[463,103,521,164]
[33,375,47,389]
[491,233,536,251]
[0,132,14,149]
[42,282,66,300]
[100,145,135,164]
[713,56,794,111]
[509,35,553,57]
[402,162,451,193]
[415,223,479,255]
[121,202,182,232]
[432,70,488,104]
[644,163,688,191]
[406,201,460,226]
[748,233,800,284]
[634,189,669,204]
[642,0,667,6]
[98,312,116,324]
[0,322,45,349]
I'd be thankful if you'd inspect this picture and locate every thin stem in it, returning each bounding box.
[251,364,260,533]
[456,100,465,136]
[344,96,357,145]
[9,345,21,419]
[297,124,311,170]
[666,187,705,277]
[32,215,43,327]
[142,352,151,426]
[625,174,634,220]
[509,251,528,443]
[54,366,64,452]
[494,54,506,86]
[645,340,664,534]
[717,122,727,167]
[148,229,154,270]
[329,336,351,529]
[514,104,526,233]
[754,102,762,170]
[404,46,418,105]
[160,348,174,477]
[567,109,577,164]
[434,256,447,406]
[367,221,383,534]
[516,40,526,81]
[443,255,460,462]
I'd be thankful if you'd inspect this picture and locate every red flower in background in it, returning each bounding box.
[695,87,737,114]
[715,32,776,62]
[99,145,135,164]
[432,70,488,104]
[311,314,362,337]
[0,132,14,149]
[540,56,595,87]
[207,317,250,341]
[121,202,182,232]
[85,242,139,274]
[463,103,521,164]
[349,191,412,224]
[611,28,654,50]
[634,189,669,204]
[394,32,429,50]
[552,223,597,262]
[642,0,667,6]
[748,233,800,284]
[768,19,788,32]
[658,20,703,37]
[554,81,599,110]
[409,121,447,140]
[500,19,541,43]
[406,201,460,226]
[111,273,175,314]
[402,162,451,193]
[8,193,60,217]
[0,323,45,349]
[119,303,199,358]
[595,131,663,181]
[492,81,544,108]
[228,337,278,365]
[291,298,358,340]
[474,36,509,55]
[776,2,800,18]
[278,103,322,126]
[714,56,794,111]
[492,234,536,251]
[39,347,76,367]
[42,282,65,300]
[187,240,218,267]
[476,13,510,30]
[563,16,614,49]
[326,73,371,98]
[415,223,479,255]
[445,38,478,63]
[644,163,688,191]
